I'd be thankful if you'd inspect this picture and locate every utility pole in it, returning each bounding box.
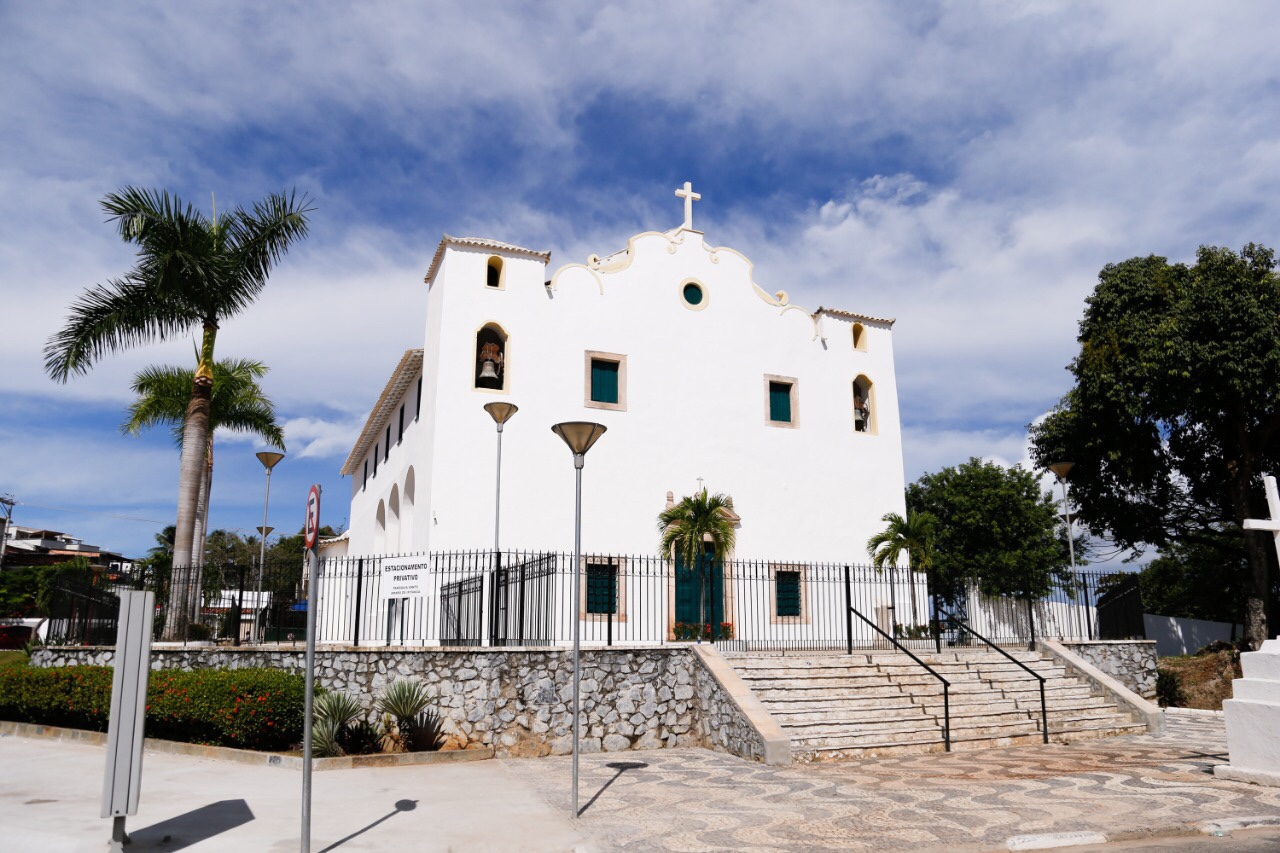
[0,495,15,571]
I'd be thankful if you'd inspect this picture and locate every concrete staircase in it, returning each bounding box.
[724,648,1146,761]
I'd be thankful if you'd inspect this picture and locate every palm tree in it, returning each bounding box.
[657,489,737,638]
[45,187,312,637]
[866,510,937,630]
[122,358,286,615]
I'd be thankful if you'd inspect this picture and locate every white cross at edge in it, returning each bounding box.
[1243,474,1280,569]
[675,181,701,230]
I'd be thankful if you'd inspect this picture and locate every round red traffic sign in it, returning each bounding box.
[303,484,321,550]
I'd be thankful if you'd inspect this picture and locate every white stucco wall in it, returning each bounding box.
[344,227,907,564]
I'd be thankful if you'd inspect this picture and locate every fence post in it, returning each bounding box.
[517,558,526,645]
[843,565,853,655]
[352,558,364,647]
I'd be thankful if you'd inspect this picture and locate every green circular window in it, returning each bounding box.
[682,282,704,306]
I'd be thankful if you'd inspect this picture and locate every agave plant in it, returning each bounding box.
[315,690,364,728]
[375,679,433,752]
[312,717,343,758]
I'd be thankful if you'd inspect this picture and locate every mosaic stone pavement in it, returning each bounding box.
[502,710,1280,852]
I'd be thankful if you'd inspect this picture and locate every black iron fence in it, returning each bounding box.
[46,551,1133,651]
[309,551,1121,651]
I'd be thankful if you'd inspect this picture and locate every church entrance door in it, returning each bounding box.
[675,544,725,638]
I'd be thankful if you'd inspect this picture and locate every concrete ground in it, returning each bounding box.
[2,709,1279,851]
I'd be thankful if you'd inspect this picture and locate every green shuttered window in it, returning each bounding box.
[591,359,620,404]
[769,381,792,423]
[776,570,801,618]
[586,563,617,615]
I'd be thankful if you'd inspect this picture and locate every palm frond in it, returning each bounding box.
[657,489,737,564]
[44,275,199,381]
[224,190,314,300]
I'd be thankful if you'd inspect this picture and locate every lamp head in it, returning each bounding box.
[256,451,285,471]
[551,421,607,456]
[256,526,274,537]
[484,402,519,426]
[1048,461,1074,480]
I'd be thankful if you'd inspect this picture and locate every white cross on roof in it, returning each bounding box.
[675,181,701,231]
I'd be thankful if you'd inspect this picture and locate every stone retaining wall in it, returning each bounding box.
[1062,640,1157,699]
[30,645,771,762]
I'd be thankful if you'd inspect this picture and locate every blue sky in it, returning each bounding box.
[3,1,1280,559]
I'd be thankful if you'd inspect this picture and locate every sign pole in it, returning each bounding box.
[301,485,321,852]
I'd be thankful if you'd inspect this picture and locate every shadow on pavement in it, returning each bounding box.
[127,799,255,850]
[318,799,417,852]
[579,761,649,817]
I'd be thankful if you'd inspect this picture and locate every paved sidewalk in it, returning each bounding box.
[508,710,1280,851]
[2,710,1278,851]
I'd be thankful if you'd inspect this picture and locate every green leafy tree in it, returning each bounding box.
[44,187,312,639]
[122,358,285,583]
[866,510,937,627]
[1029,244,1280,648]
[907,458,1070,604]
[1131,540,1250,627]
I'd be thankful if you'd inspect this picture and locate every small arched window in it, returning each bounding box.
[853,376,874,434]
[486,256,503,289]
[852,323,867,351]
[474,323,509,391]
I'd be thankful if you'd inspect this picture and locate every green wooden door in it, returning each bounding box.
[674,548,724,635]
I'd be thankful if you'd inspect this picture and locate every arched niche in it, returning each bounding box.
[401,468,416,551]
[486,255,504,289]
[852,322,867,351]
[374,500,387,553]
[388,485,401,555]
[474,322,509,392]
[853,375,875,434]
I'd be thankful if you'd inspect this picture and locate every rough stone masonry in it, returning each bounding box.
[31,645,770,761]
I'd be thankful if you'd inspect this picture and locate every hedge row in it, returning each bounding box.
[0,665,305,751]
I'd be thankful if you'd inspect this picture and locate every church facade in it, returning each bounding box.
[337,185,907,565]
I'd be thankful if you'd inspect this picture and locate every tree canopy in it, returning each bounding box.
[656,489,737,565]
[1029,243,1280,648]
[906,458,1070,602]
[44,187,311,639]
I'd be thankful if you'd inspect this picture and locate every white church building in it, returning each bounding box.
[319,184,913,647]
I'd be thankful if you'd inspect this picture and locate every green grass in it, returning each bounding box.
[0,651,28,669]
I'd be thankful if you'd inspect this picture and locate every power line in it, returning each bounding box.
[14,501,168,526]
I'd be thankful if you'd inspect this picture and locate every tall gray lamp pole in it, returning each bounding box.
[484,403,519,554]
[551,421,607,820]
[254,451,285,642]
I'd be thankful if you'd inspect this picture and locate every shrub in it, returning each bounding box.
[0,666,304,751]
[376,678,435,752]
[1156,668,1186,708]
[0,665,113,731]
[185,623,212,641]
[312,689,376,757]
[146,669,305,750]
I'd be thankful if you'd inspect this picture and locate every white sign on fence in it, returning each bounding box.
[381,557,432,598]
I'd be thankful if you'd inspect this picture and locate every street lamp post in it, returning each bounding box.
[484,403,518,648]
[551,421,607,820]
[1049,461,1083,638]
[254,450,285,643]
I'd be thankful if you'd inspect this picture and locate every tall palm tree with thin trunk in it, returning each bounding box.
[45,187,312,638]
[867,510,937,629]
[658,489,737,638]
[122,358,285,618]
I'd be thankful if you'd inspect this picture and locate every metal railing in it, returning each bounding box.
[848,600,951,751]
[46,550,1120,650]
[945,616,1049,744]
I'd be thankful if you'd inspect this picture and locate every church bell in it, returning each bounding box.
[478,359,499,380]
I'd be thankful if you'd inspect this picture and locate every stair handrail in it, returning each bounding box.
[848,605,951,752]
[943,616,1049,745]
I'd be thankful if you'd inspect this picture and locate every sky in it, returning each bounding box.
[3,1,1280,560]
